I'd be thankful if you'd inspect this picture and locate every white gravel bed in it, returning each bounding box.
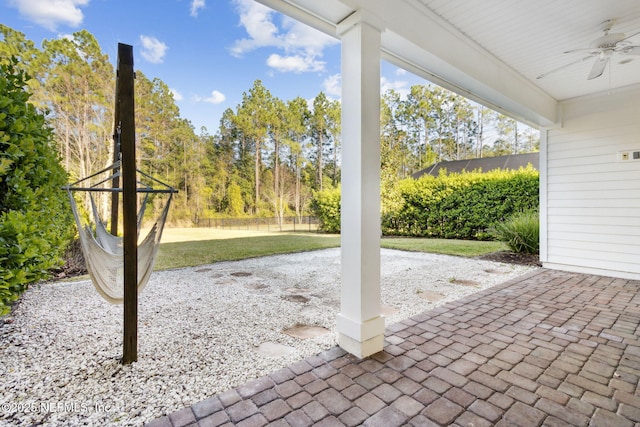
[0,248,535,426]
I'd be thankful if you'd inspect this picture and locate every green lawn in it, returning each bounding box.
[381,237,506,257]
[155,233,340,270]
[154,231,505,270]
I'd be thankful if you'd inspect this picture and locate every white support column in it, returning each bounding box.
[336,11,385,359]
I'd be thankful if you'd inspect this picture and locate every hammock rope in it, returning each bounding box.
[64,162,175,304]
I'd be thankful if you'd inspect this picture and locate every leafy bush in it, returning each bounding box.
[310,186,341,233]
[382,167,539,240]
[0,60,74,314]
[310,167,539,238]
[492,209,539,254]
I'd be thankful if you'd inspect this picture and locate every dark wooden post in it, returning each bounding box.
[117,43,138,364]
[110,87,121,237]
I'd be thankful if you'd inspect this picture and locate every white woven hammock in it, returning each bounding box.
[65,162,174,304]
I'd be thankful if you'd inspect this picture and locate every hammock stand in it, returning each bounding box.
[64,43,176,364]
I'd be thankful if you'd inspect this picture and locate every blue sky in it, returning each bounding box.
[1,0,429,133]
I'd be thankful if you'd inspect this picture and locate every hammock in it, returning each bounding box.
[64,161,175,304]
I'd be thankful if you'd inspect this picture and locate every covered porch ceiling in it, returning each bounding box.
[257,0,640,128]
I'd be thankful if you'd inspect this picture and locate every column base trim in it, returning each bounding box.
[338,332,384,359]
[336,314,385,358]
[336,313,385,341]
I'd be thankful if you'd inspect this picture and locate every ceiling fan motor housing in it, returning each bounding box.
[590,33,626,50]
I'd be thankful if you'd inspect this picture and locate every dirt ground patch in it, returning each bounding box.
[477,250,541,266]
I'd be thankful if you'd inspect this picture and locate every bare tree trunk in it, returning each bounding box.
[455,118,460,160]
[274,137,280,226]
[477,108,484,158]
[255,140,261,214]
[317,134,324,190]
[294,151,301,221]
[64,117,70,171]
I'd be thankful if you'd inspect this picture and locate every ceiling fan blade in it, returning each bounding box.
[621,30,640,42]
[587,56,610,80]
[536,55,594,79]
[620,46,640,55]
[564,47,599,54]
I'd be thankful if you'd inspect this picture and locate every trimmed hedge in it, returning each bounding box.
[384,168,539,239]
[0,60,74,314]
[311,167,539,239]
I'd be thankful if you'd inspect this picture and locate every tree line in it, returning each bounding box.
[0,25,539,225]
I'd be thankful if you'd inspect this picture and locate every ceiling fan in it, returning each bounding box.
[537,19,640,80]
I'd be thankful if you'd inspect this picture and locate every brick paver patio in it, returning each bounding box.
[146,269,640,426]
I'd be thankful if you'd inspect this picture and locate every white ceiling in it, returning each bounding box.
[258,0,640,125]
[419,0,640,101]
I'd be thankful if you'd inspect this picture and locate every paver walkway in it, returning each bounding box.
[146,269,640,426]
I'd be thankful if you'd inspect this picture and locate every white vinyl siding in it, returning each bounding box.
[543,85,640,279]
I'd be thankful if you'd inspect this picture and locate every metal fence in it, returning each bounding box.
[195,216,320,232]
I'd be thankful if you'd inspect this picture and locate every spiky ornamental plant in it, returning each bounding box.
[492,209,540,254]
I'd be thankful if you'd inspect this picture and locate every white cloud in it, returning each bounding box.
[323,74,341,97]
[280,17,335,57]
[230,0,337,73]
[9,0,88,31]
[205,90,226,104]
[190,0,205,17]
[139,35,168,64]
[305,97,315,112]
[170,88,183,102]
[229,0,279,57]
[381,76,410,99]
[266,54,325,73]
[395,68,407,76]
[197,90,226,104]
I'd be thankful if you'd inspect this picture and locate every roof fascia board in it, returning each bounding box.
[255,0,341,36]
[256,0,558,127]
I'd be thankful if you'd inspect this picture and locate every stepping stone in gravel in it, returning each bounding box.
[327,298,340,309]
[285,287,311,293]
[418,291,446,302]
[311,293,339,308]
[245,283,269,291]
[209,273,224,278]
[485,268,509,274]
[231,271,252,277]
[282,325,330,339]
[255,342,295,357]
[195,268,212,273]
[380,304,398,316]
[381,304,398,316]
[450,278,480,287]
[281,294,310,303]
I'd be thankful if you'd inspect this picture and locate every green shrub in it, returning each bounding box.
[492,209,539,254]
[382,167,539,240]
[310,186,341,233]
[0,59,74,314]
[310,167,539,238]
